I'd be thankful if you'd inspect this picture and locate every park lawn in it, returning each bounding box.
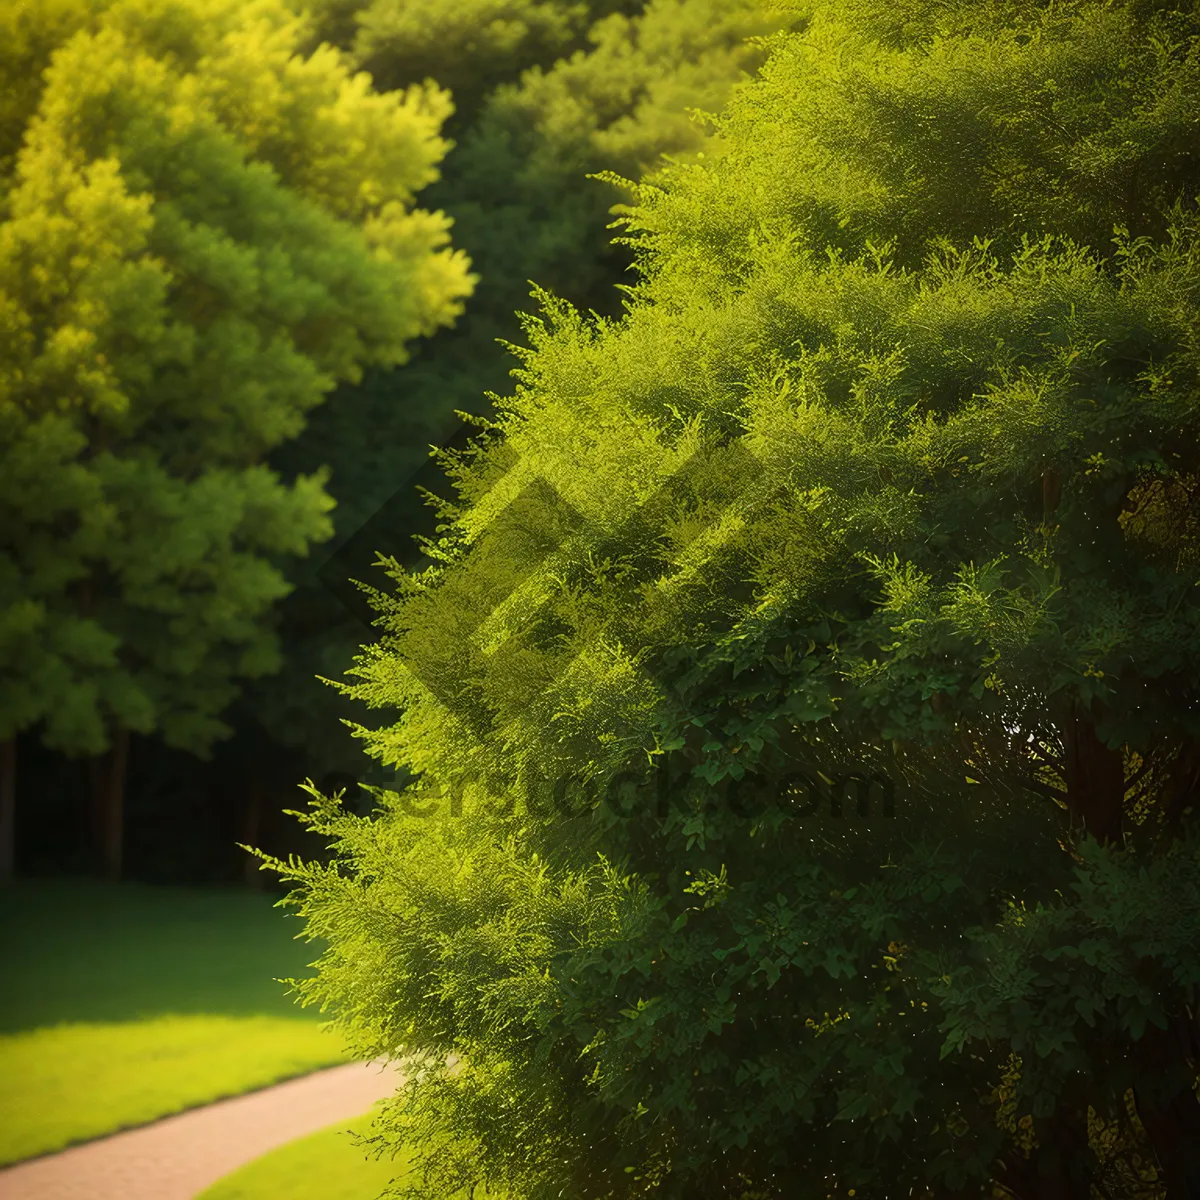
[195,1107,507,1200]
[0,879,350,1166]
[0,1015,350,1166]
[194,1109,409,1200]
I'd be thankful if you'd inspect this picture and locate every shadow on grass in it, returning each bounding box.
[0,878,323,1033]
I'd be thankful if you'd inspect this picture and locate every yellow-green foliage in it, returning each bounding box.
[433,0,805,322]
[0,0,476,759]
[487,0,795,180]
[298,0,643,130]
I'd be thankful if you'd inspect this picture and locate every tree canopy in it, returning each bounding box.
[0,0,474,877]
[296,0,645,137]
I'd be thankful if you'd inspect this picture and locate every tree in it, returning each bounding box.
[0,0,476,882]
[256,0,1200,1196]
[295,0,645,139]
[237,0,802,812]
[419,0,804,321]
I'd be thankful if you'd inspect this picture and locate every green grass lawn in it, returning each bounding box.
[0,878,350,1166]
[195,1107,506,1200]
[193,1109,410,1200]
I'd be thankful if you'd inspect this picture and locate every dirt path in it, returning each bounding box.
[0,1058,404,1200]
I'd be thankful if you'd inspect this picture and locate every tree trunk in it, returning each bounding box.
[1155,740,1200,853]
[88,726,129,882]
[241,778,265,889]
[1042,467,1062,522]
[994,1077,1096,1200]
[1062,704,1125,848]
[1061,728,1200,1197]
[1130,1016,1200,1199]
[0,736,15,885]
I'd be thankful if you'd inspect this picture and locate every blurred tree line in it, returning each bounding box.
[0,0,800,884]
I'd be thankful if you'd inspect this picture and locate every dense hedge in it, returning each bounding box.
[258,2,1200,1197]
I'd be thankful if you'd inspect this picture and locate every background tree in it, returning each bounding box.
[257,0,1200,1196]
[0,0,475,881]
[301,0,645,139]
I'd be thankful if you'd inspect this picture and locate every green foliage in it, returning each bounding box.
[255,0,1200,1196]
[297,0,645,135]
[244,0,802,784]
[433,0,804,319]
[0,0,475,761]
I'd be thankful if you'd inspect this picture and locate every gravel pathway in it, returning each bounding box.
[0,1059,404,1200]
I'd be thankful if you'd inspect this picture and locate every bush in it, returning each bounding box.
[256,1,1200,1196]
